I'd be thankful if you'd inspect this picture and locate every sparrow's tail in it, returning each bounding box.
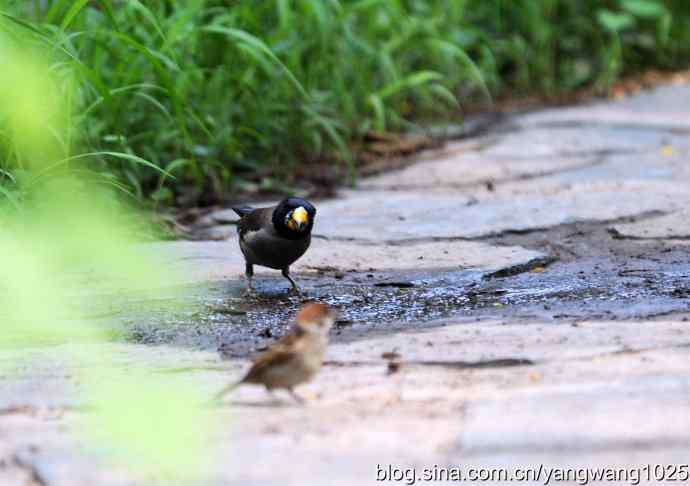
[212,381,242,402]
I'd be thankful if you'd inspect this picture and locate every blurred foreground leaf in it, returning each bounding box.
[0,25,216,481]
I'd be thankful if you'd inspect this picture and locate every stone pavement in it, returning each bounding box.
[2,85,690,485]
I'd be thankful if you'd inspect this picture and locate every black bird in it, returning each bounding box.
[232,197,316,292]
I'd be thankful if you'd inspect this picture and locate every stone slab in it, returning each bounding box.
[0,318,688,485]
[610,209,690,240]
[515,84,690,131]
[458,364,690,456]
[188,178,690,246]
[361,114,690,192]
[137,239,546,285]
[315,182,684,241]
[485,125,675,158]
[360,143,600,190]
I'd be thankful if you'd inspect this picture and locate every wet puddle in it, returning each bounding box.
[77,220,690,357]
[107,252,690,358]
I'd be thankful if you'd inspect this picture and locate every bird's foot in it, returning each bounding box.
[299,390,318,402]
[287,286,301,296]
[288,389,306,405]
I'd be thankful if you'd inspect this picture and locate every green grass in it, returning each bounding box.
[1,0,690,207]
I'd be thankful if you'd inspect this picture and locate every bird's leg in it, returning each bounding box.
[281,267,299,294]
[287,388,305,405]
[245,263,254,292]
[264,387,285,406]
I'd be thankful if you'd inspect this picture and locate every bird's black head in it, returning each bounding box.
[272,197,316,240]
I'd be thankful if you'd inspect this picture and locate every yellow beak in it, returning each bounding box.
[289,206,309,230]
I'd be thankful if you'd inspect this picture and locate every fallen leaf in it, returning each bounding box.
[381,350,401,360]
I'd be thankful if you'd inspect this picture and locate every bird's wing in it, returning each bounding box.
[236,207,271,238]
[275,327,305,347]
[241,345,298,384]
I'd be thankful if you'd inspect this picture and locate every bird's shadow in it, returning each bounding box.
[240,286,309,303]
[213,398,300,409]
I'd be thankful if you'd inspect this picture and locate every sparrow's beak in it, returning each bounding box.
[288,206,309,231]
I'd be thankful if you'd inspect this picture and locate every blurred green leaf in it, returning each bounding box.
[597,10,636,32]
[377,71,444,100]
[368,94,386,131]
[620,0,668,18]
[0,183,20,209]
[0,34,213,479]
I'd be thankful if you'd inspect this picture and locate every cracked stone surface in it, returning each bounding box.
[141,238,546,283]
[2,84,690,485]
[315,182,685,240]
[610,209,690,240]
[360,146,603,191]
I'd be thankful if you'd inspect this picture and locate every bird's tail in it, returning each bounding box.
[212,381,242,403]
[232,206,254,218]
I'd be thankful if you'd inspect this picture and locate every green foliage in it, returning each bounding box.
[2,0,690,205]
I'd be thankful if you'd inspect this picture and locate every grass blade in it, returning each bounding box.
[202,25,309,99]
[59,0,90,31]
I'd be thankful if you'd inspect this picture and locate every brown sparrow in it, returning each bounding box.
[214,303,336,403]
